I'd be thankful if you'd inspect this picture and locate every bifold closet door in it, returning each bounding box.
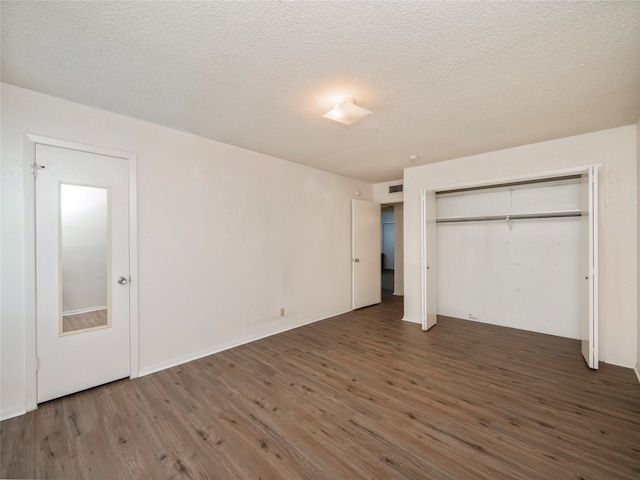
[421,190,437,331]
[580,166,598,369]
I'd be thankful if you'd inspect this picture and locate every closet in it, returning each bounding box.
[420,167,598,368]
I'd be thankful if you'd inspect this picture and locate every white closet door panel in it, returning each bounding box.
[422,190,437,331]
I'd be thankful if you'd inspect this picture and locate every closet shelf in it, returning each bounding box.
[436,209,582,224]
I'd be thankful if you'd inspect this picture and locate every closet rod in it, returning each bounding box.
[436,174,582,195]
[436,210,582,224]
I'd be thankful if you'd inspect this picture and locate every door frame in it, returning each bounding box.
[23,134,138,412]
[419,164,600,356]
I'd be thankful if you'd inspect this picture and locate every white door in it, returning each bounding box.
[352,199,381,309]
[421,190,437,331]
[580,166,599,369]
[36,144,131,403]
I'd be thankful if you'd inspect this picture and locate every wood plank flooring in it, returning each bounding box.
[62,308,108,333]
[2,294,640,479]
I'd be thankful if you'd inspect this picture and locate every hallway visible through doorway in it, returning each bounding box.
[382,269,394,294]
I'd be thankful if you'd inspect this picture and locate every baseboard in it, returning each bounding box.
[139,309,352,377]
[1,405,26,422]
[634,363,640,384]
[402,316,421,324]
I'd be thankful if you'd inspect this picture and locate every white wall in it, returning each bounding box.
[381,208,395,225]
[60,185,108,313]
[0,83,372,419]
[436,181,582,339]
[373,179,404,204]
[404,126,637,368]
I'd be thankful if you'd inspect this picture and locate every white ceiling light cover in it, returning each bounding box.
[323,99,372,126]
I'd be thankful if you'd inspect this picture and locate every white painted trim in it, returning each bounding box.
[590,165,599,369]
[634,363,640,384]
[351,199,356,310]
[420,190,427,330]
[23,135,38,412]
[402,316,421,324]
[0,405,27,422]
[569,355,633,369]
[62,306,107,316]
[25,135,135,160]
[128,154,139,379]
[23,134,139,412]
[139,309,352,377]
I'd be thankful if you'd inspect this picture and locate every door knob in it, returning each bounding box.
[117,276,128,285]
[354,258,360,262]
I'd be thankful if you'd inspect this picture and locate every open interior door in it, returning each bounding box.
[581,165,599,369]
[35,144,131,402]
[422,190,437,331]
[352,199,381,309]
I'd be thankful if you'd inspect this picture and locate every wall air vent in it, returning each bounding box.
[389,184,403,194]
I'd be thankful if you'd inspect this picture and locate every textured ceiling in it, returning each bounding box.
[2,1,639,183]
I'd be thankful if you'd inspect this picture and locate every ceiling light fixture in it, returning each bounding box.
[323,99,371,126]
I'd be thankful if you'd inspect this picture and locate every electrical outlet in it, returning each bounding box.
[280,308,285,317]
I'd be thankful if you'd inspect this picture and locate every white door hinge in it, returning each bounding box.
[35,357,40,372]
[31,163,45,179]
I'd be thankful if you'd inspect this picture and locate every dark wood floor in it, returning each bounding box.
[2,294,640,479]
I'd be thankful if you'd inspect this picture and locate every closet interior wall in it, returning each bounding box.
[436,177,583,339]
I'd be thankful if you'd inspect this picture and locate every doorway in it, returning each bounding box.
[380,203,404,299]
[381,206,395,294]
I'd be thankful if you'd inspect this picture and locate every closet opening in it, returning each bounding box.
[420,167,598,369]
